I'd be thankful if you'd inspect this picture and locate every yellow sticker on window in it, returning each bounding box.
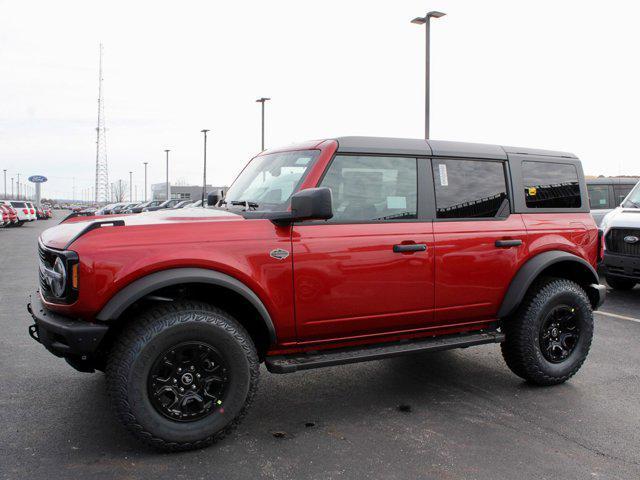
[528,187,537,196]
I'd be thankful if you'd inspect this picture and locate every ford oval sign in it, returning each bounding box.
[28,175,47,183]
[624,235,639,244]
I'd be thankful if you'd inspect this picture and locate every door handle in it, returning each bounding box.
[393,243,427,253]
[495,239,523,248]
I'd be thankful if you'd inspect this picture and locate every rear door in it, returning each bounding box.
[430,158,528,324]
[292,155,435,341]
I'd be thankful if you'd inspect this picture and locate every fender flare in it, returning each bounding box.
[95,267,277,344]
[497,250,599,319]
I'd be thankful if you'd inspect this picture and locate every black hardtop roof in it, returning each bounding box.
[333,136,577,160]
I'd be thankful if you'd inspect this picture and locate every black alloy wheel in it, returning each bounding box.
[539,306,580,364]
[148,341,229,422]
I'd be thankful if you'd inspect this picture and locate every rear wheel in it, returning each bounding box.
[501,278,593,385]
[605,275,637,291]
[106,301,259,451]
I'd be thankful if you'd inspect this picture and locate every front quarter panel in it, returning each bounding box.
[45,219,297,343]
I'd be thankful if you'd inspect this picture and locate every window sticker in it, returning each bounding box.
[599,198,607,205]
[295,157,311,165]
[387,196,407,209]
[438,164,448,186]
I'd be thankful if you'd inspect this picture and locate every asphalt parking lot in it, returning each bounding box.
[1,213,639,480]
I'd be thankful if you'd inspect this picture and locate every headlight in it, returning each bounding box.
[50,257,67,297]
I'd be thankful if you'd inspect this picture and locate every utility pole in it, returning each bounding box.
[143,162,148,202]
[164,150,170,201]
[255,97,270,151]
[201,129,209,206]
[411,11,446,139]
[129,171,133,202]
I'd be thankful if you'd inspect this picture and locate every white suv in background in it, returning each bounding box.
[1,200,35,225]
[600,180,640,290]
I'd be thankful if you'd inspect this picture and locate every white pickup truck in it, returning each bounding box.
[600,181,640,290]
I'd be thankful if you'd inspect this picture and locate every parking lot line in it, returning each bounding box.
[596,310,640,324]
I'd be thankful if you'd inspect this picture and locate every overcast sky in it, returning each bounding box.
[1,0,639,200]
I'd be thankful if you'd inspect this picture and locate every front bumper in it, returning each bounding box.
[27,295,108,370]
[602,251,640,281]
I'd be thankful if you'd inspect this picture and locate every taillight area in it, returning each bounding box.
[23,209,28,214]
[597,229,604,263]
[30,209,35,214]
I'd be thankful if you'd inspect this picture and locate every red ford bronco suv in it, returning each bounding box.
[29,137,605,451]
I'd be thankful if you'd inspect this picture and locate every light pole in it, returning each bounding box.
[3,169,6,198]
[201,129,209,206]
[129,171,133,202]
[16,173,20,199]
[411,11,446,140]
[255,97,270,151]
[143,162,148,201]
[11,178,14,198]
[164,149,170,201]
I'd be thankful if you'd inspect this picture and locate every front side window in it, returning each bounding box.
[587,184,610,209]
[522,161,581,209]
[224,150,320,212]
[613,185,633,205]
[319,155,417,222]
[432,159,508,219]
[622,182,640,208]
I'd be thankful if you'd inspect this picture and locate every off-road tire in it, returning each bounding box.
[501,277,593,386]
[605,275,637,291]
[106,301,260,452]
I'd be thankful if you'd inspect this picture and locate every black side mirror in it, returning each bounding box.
[290,187,333,222]
[207,192,219,206]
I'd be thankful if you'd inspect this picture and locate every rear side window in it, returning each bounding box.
[613,185,633,205]
[522,161,581,209]
[587,184,610,209]
[10,201,26,208]
[432,159,508,219]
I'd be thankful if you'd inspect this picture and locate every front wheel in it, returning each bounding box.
[605,275,637,291]
[501,278,593,386]
[106,301,259,451]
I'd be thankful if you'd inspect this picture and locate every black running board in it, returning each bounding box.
[266,330,505,374]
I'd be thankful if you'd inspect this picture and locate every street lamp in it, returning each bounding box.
[164,149,170,201]
[255,97,271,151]
[3,169,6,198]
[143,162,148,201]
[201,129,209,206]
[411,11,446,140]
[129,171,133,202]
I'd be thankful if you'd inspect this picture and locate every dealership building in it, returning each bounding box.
[151,184,228,202]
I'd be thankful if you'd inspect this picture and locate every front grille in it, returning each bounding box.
[38,243,57,298]
[606,228,640,256]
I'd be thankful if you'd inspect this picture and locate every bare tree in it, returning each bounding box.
[111,180,129,202]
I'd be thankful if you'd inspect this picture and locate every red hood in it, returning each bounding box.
[41,207,243,250]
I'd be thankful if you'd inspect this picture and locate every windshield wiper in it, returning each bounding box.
[230,200,259,210]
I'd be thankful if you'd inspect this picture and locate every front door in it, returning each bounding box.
[292,155,435,342]
[429,158,528,324]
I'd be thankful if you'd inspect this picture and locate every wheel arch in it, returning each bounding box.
[498,250,601,318]
[96,268,277,357]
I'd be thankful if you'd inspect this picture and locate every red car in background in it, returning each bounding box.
[0,204,18,227]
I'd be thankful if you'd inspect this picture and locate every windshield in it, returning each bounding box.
[223,150,320,211]
[622,182,640,208]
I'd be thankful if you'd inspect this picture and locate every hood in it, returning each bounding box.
[41,207,243,250]
[601,206,640,232]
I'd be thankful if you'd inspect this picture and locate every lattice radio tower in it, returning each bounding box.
[94,43,109,203]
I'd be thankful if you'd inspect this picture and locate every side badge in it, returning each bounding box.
[270,248,290,260]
